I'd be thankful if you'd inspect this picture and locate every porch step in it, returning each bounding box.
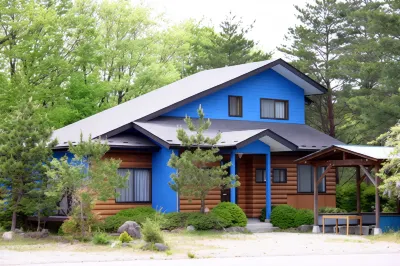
[246,222,278,233]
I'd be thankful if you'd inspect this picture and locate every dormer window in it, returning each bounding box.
[228,96,242,117]
[260,98,288,120]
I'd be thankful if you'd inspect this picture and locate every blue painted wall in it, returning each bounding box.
[152,146,178,213]
[381,215,400,232]
[164,69,305,124]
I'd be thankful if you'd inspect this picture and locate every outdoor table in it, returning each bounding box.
[322,215,362,235]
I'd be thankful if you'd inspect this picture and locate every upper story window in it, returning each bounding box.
[228,96,243,117]
[260,98,288,120]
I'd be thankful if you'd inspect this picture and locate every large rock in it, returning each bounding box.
[297,225,313,232]
[154,243,169,251]
[2,231,14,241]
[117,221,141,239]
[186,225,195,232]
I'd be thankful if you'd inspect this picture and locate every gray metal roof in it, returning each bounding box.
[52,59,327,145]
[334,145,398,160]
[133,117,343,151]
[54,133,157,149]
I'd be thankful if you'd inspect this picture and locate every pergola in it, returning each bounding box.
[296,145,396,235]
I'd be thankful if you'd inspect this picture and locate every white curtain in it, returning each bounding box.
[275,101,286,119]
[229,96,241,116]
[116,169,134,202]
[261,99,274,118]
[134,169,150,202]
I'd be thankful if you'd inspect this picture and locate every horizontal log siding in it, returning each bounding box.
[93,151,152,219]
[239,154,337,218]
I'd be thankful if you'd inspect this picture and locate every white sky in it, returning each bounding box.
[132,0,311,57]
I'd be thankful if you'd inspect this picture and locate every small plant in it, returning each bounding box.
[270,205,297,229]
[293,209,313,227]
[166,250,173,256]
[119,231,133,243]
[92,232,110,245]
[187,252,195,259]
[142,218,164,244]
[318,207,347,213]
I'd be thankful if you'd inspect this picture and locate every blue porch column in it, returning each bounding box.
[230,150,236,203]
[266,152,272,220]
[152,146,178,213]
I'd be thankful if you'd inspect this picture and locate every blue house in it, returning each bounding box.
[53,59,343,220]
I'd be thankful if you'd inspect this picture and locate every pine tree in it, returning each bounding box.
[168,106,239,213]
[0,98,57,231]
[46,134,127,238]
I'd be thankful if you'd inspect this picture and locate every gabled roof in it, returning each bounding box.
[133,117,343,151]
[52,59,327,145]
[295,145,398,163]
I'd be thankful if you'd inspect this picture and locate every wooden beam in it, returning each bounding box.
[375,164,380,228]
[317,165,332,185]
[356,166,361,214]
[312,159,375,167]
[313,166,318,226]
[357,174,366,185]
[359,165,377,187]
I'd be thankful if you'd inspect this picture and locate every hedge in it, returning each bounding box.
[270,205,297,229]
[211,202,247,227]
[293,209,313,227]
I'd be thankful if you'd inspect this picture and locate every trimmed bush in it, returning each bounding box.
[293,209,313,227]
[142,218,164,244]
[270,204,297,229]
[119,231,133,243]
[211,202,247,227]
[92,232,110,245]
[318,207,347,213]
[161,212,190,230]
[116,207,156,218]
[186,213,222,230]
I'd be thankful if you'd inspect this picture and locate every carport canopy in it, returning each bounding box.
[295,145,397,234]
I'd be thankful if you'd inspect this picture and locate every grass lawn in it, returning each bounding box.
[367,231,400,244]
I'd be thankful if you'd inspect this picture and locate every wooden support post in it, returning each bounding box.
[356,166,361,214]
[312,165,320,233]
[375,164,380,229]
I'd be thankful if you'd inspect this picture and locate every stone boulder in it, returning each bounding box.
[154,243,169,251]
[23,229,49,239]
[117,221,141,239]
[2,231,14,241]
[186,225,195,232]
[297,225,313,232]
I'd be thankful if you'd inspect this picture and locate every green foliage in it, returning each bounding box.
[336,180,377,212]
[168,106,239,213]
[186,213,222,231]
[92,232,110,245]
[101,215,130,233]
[293,209,314,227]
[211,202,247,227]
[142,218,164,244]
[270,205,297,229]
[161,212,190,230]
[187,252,195,259]
[318,207,347,214]
[116,207,156,218]
[46,134,127,239]
[60,219,80,236]
[119,231,133,243]
[259,207,266,222]
[0,99,57,231]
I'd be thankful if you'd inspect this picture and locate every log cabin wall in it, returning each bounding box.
[93,150,152,219]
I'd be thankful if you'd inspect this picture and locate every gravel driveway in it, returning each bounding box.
[1,232,399,265]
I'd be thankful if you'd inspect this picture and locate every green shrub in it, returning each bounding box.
[116,207,156,218]
[259,207,266,222]
[60,219,80,235]
[161,212,189,230]
[293,209,313,227]
[119,231,133,243]
[92,232,110,245]
[318,207,347,213]
[142,218,164,244]
[211,202,247,227]
[270,204,297,229]
[186,213,222,230]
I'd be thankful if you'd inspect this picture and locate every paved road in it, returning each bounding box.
[30,253,400,266]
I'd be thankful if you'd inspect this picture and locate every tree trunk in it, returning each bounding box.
[37,212,41,232]
[200,197,206,214]
[11,210,17,231]
[327,88,336,137]
[80,200,84,238]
